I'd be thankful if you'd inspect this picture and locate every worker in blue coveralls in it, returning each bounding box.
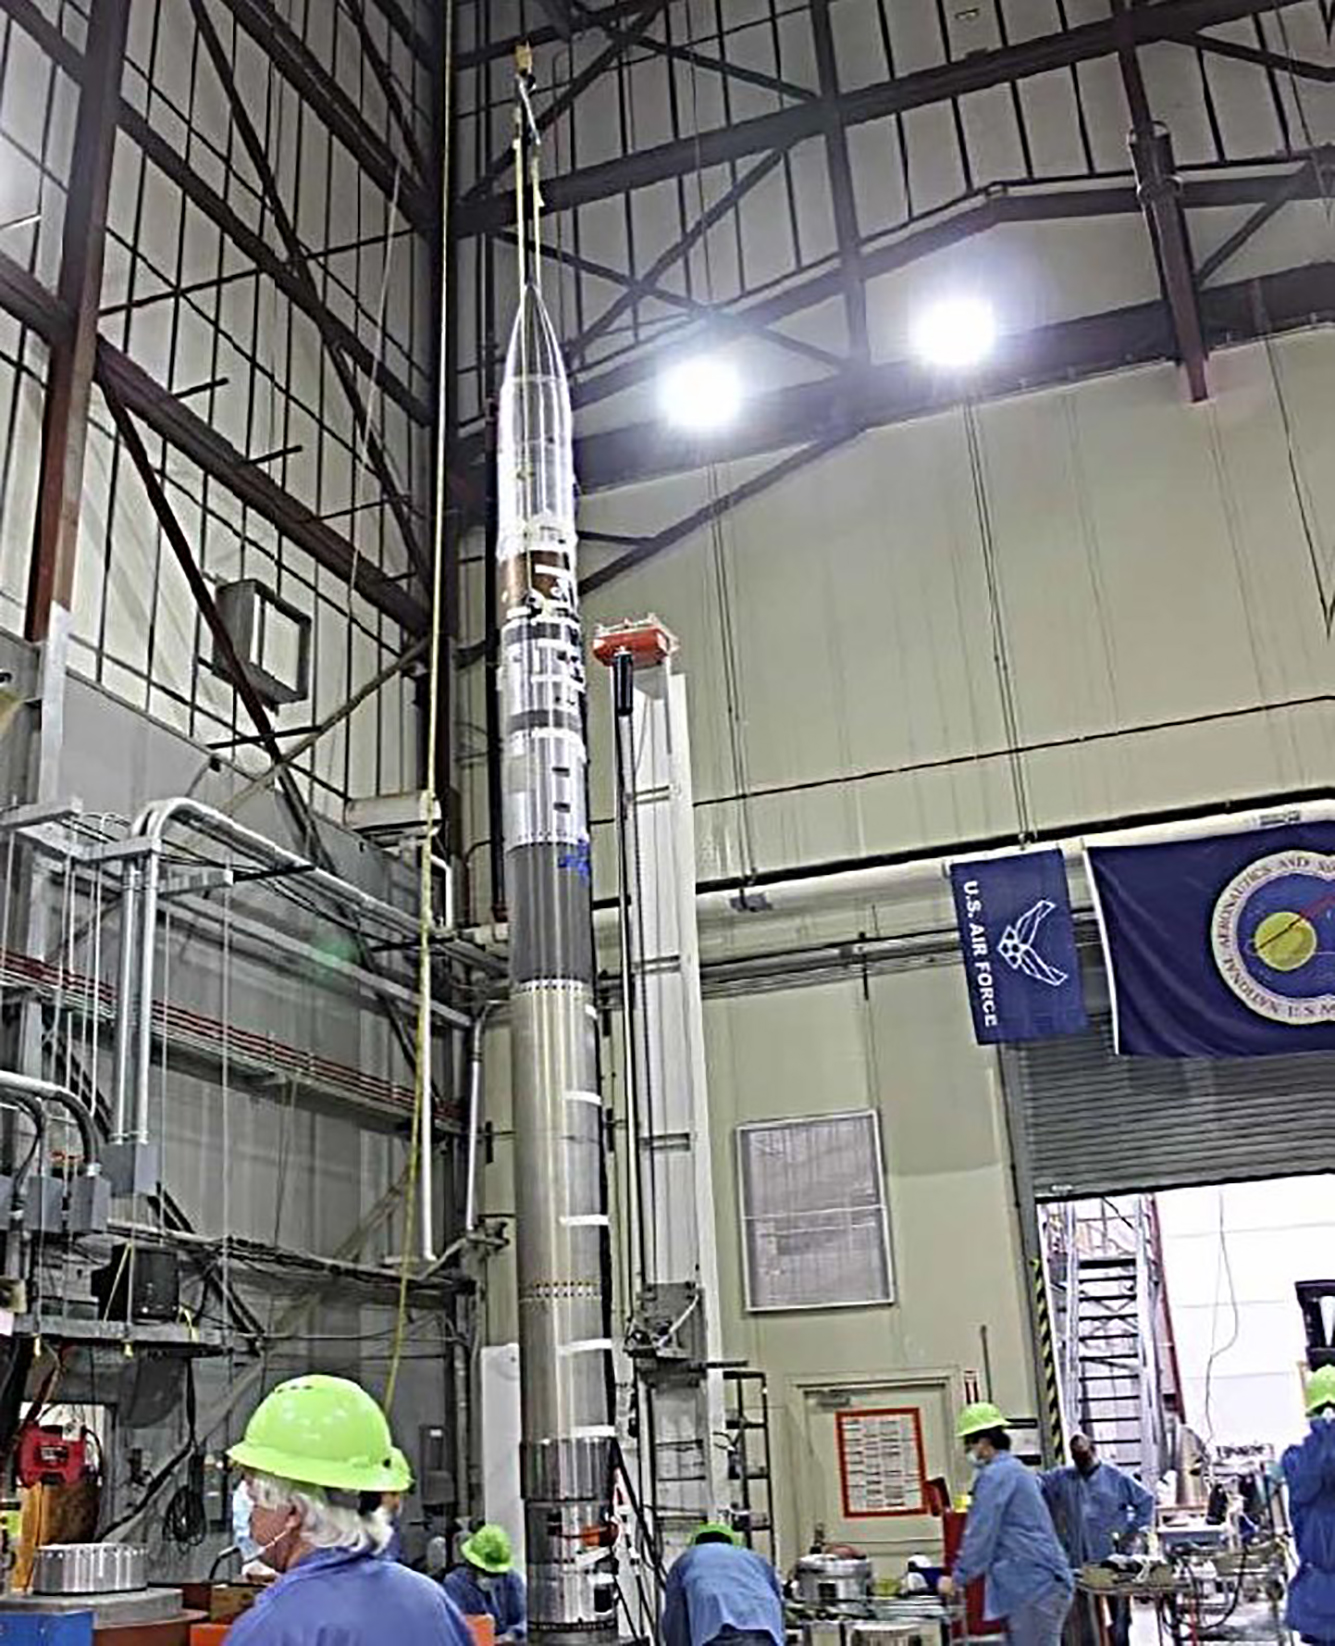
[1042,1433,1154,1646]
[938,1404,1073,1646]
[225,1373,472,1646]
[444,1524,529,1640]
[662,1521,785,1646]
[1284,1366,1335,1646]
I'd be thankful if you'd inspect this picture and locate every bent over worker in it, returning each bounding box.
[662,1522,784,1646]
[1285,1367,1335,1646]
[226,1373,472,1646]
[939,1404,1073,1646]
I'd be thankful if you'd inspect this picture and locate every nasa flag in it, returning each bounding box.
[1087,821,1335,1058]
[949,850,1087,1044]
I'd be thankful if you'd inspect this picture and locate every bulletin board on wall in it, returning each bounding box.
[835,1406,928,1518]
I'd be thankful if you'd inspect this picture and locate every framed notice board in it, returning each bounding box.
[835,1406,928,1518]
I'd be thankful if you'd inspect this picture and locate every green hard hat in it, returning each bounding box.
[1306,1366,1335,1415]
[692,1521,741,1547]
[957,1402,1009,1440]
[387,1446,414,1491]
[463,1523,515,1574]
[229,1375,400,1494]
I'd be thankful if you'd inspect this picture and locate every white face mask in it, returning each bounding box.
[968,1448,985,1471]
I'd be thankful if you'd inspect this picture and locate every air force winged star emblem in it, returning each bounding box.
[997,899,1070,989]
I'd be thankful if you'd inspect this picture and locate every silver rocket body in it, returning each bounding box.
[497,281,616,1641]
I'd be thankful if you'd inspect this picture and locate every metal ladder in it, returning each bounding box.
[1043,1196,1180,1483]
[723,1367,776,1563]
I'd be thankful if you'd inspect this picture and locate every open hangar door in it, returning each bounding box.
[1000,1007,1335,1485]
[1003,1014,1335,1202]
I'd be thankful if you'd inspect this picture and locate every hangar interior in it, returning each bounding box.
[0,0,1329,1641]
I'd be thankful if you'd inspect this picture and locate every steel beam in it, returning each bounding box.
[810,0,867,359]
[1116,4,1209,401]
[0,244,428,633]
[565,165,1323,417]
[94,341,428,634]
[580,432,860,596]
[456,0,1311,234]
[569,260,1334,492]
[26,0,129,642]
[534,0,578,39]
[466,0,673,197]
[102,380,315,839]
[364,0,434,70]
[1196,153,1329,284]
[1186,28,1335,79]
[457,0,660,68]
[213,0,434,230]
[558,151,841,369]
[0,253,66,341]
[571,0,818,106]
[189,0,429,584]
[0,0,431,429]
[339,0,429,179]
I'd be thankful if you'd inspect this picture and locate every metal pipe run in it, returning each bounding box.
[116,794,457,1255]
[111,862,139,1143]
[0,1071,99,1171]
[135,797,424,938]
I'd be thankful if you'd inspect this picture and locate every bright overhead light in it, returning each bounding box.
[910,296,997,369]
[659,355,742,432]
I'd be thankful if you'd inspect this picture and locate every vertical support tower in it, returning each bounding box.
[497,270,616,1635]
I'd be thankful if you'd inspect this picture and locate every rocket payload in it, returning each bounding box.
[497,277,617,1640]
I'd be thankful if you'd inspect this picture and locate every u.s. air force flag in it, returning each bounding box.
[949,850,1086,1044]
[1087,821,1335,1058]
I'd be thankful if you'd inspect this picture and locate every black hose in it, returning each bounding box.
[209,1544,241,1581]
[0,1089,46,1186]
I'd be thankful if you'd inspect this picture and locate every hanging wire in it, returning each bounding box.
[1257,302,1334,639]
[963,398,1033,840]
[1202,400,1306,783]
[684,41,760,886]
[387,0,455,1415]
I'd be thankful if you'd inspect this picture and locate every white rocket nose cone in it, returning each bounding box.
[498,282,575,554]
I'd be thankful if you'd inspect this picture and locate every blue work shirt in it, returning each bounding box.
[228,1545,473,1646]
[1284,1419,1335,1643]
[954,1452,1074,1622]
[1040,1460,1155,1566]
[662,1542,784,1646]
[443,1564,528,1639]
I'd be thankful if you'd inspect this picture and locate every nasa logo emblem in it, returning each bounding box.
[1211,850,1335,1025]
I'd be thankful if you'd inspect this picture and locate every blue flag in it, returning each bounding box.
[1088,822,1335,1057]
[949,850,1086,1044]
